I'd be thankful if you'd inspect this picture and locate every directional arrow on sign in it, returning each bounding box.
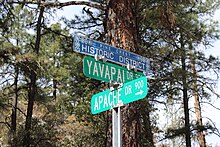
[135,90,144,96]
[91,77,148,114]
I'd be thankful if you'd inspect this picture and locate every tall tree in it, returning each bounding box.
[2,0,220,146]
[104,0,154,146]
[188,40,206,146]
[0,3,36,146]
[60,0,155,146]
[139,0,220,146]
[23,2,45,146]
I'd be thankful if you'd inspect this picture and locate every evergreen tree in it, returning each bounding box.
[1,0,220,146]
[140,0,220,146]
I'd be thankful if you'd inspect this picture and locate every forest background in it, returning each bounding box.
[0,0,220,147]
[57,3,220,145]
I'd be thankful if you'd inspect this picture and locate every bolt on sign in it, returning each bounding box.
[83,56,144,83]
[91,77,148,114]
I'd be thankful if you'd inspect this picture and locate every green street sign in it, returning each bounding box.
[91,77,148,114]
[83,56,144,83]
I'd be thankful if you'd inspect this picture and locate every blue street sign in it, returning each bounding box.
[73,35,150,72]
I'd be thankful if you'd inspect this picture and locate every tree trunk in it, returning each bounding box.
[141,101,154,146]
[23,71,37,147]
[105,111,112,147]
[23,4,44,147]
[53,56,57,99]
[180,34,191,147]
[105,0,153,146]
[189,43,206,147]
[10,65,19,147]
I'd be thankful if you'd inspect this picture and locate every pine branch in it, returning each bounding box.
[7,103,27,117]
[202,116,220,137]
[0,121,11,129]
[7,0,106,11]
[41,25,72,40]
[201,101,220,111]
[0,116,11,130]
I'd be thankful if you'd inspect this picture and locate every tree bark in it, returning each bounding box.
[10,65,19,147]
[23,71,37,147]
[189,43,206,147]
[180,34,191,147]
[105,0,153,146]
[141,101,154,146]
[53,56,57,99]
[105,111,112,147]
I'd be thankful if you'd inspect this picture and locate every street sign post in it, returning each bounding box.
[83,56,144,83]
[74,35,150,72]
[112,106,122,147]
[73,35,150,147]
[91,77,148,114]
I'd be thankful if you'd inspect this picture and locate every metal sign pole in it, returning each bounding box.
[112,106,122,147]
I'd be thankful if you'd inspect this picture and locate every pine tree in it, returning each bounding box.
[2,0,220,146]
[0,3,36,146]
[139,1,220,146]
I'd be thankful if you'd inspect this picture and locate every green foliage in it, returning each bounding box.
[0,0,220,146]
[140,0,220,145]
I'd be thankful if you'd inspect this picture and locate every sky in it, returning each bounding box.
[203,9,220,146]
[202,9,220,146]
[55,1,220,145]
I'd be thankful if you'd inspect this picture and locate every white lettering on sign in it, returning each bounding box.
[93,62,99,76]
[117,69,122,82]
[94,97,99,111]
[82,44,115,59]
[105,65,110,79]
[110,67,116,80]
[119,55,146,69]
[94,90,121,111]
[87,60,92,74]
[82,44,95,54]
[95,48,114,59]
[85,58,143,83]
[108,92,113,106]
[99,64,104,77]
[125,85,132,96]
[135,80,144,89]
[126,71,133,80]
[91,76,147,114]
[75,35,150,72]
[99,95,103,109]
